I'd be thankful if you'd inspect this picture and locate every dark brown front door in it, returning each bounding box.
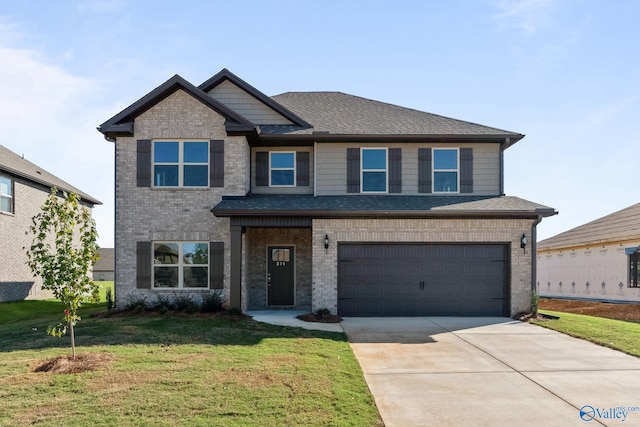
[268,246,295,306]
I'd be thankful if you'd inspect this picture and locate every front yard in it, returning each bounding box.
[0,290,382,426]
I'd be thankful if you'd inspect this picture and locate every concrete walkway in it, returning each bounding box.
[341,317,640,427]
[245,310,343,333]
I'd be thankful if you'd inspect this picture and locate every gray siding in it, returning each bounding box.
[251,147,314,195]
[315,142,500,196]
[208,80,293,125]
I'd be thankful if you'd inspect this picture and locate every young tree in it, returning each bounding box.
[27,188,100,359]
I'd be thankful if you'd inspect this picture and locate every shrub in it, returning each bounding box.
[315,308,331,319]
[125,295,148,312]
[173,293,195,312]
[154,293,174,312]
[106,287,114,312]
[200,291,226,313]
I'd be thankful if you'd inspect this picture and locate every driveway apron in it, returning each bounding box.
[341,317,640,427]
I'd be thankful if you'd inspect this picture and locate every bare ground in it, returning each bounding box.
[539,298,640,322]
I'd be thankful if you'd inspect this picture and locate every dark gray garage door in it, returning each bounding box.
[338,244,508,316]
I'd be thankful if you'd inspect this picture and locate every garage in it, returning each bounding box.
[337,243,509,316]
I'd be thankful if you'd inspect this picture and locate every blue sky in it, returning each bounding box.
[1,0,638,248]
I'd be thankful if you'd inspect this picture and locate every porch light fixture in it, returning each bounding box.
[520,233,528,253]
[324,234,329,253]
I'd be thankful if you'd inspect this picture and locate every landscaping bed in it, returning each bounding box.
[539,298,640,322]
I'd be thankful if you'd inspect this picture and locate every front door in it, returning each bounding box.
[267,246,295,306]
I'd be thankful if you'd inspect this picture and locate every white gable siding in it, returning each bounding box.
[208,80,293,125]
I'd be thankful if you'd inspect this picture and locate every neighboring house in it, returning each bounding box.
[93,248,114,281]
[98,68,555,317]
[0,144,101,302]
[537,203,640,303]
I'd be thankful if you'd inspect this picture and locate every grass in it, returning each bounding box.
[0,286,382,427]
[534,310,640,357]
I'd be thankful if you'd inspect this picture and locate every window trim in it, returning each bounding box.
[152,140,209,188]
[360,147,388,193]
[432,147,460,194]
[269,151,296,187]
[0,174,13,214]
[152,241,209,289]
[629,251,640,288]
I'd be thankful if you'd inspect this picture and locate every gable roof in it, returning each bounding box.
[538,203,640,250]
[199,68,312,128]
[266,92,524,146]
[0,144,101,206]
[98,74,257,140]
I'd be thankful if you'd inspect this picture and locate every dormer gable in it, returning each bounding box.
[98,74,257,141]
[199,69,312,128]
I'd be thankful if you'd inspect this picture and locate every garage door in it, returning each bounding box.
[338,244,508,316]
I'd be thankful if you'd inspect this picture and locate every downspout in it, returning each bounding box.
[531,214,544,313]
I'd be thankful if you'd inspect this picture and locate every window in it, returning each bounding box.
[153,141,209,187]
[270,152,295,186]
[361,148,387,192]
[153,242,208,288]
[0,175,12,213]
[433,148,458,193]
[629,251,640,288]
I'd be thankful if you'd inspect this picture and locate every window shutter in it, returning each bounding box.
[460,148,473,193]
[256,152,268,187]
[210,140,224,188]
[210,242,224,289]
[296,152,310,187]
[418,148,432,193]
[347,148,360,193]
[136,241,151,289]
[388,148,402,193]
[137,139,151,187]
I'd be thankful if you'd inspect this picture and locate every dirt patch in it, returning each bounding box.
[539,298,640,322]
[33,352,115,374]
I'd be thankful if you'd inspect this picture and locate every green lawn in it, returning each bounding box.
[0,288,382,427]
[534,310,640,357]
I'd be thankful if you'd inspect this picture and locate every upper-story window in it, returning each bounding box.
[361,148,387,192]
[153,140,209,187]
[433,148,459,193]
[270,152,295,186]
[0,175,12,213]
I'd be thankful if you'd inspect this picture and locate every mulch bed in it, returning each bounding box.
[33,352,115,374]
[539,298,640,322]
[296,313,343,323]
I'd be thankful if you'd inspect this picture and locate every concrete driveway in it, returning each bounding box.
[341,317,640,427]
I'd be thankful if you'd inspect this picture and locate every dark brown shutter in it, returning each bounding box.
[210,140,224,188]
[418,148,432,193]
[296,152,310,187]
[209,242,224,289]
[388,148,402,193]
[136,241,151,289]
[460,148,473,193]
[137,139,151,187]
[256,152,268,187]
[347,148,360,193]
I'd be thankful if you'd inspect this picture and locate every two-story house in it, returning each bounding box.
[99,69,555,317]
[0,144,101,301]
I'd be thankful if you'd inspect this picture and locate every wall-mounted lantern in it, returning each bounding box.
[324,234,329,254]
[520,233,528,253]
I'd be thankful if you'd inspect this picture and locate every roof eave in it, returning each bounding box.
[257,133,525,145]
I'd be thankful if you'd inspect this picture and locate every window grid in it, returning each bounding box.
[269,152,296,187]
[0,175,12,213]
[433,148,459,193]
[630,252,640,288]
[153,140,209,188]
[152,242,209,289]
[361,148,388,193]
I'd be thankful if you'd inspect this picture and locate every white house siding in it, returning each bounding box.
[537,241,640,302]
[0,178,56,301]
[312,218,535,316]
[114,89,248,308]
[314,142,500,196]
[207,80,293,125]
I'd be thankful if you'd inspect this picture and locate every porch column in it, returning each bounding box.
[229,225,243,309]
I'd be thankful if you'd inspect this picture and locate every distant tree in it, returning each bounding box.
[26,188,100,359]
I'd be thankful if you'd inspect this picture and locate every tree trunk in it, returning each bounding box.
[70,322,76,359]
